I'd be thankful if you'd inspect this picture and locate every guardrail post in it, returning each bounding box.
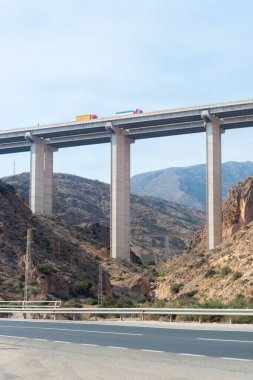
[199,316,202,323]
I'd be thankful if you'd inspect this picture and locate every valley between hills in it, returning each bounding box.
[1,164,253,310]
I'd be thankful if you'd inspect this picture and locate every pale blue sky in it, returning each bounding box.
[0,0,253,182]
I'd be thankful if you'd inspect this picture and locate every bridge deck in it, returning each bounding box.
[0,99,253,153]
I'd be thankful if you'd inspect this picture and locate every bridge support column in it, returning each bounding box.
[44,145,58,216]
[202,111,224,250]
[29,138,45,214]
[107,123,132,260]
[26,133,57,216]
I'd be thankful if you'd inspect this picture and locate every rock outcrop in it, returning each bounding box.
[190,177,253,252]
[157,177,253,303]
[223,177,253,238]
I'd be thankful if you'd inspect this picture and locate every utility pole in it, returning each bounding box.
[98,266,103,305]
[13,160,16,175]
[24,229,33,304]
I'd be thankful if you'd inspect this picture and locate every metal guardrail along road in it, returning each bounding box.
[0,307,252,322]
[0,300,61,308]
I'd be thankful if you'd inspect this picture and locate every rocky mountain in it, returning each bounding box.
[131,161,253,210]
[1,174,253,305]
[5,173,205,261]
[156,177,253,303]
[0,179,158,303]
[0,181,111,301]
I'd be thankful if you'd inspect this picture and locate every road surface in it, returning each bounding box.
[0,319,252,360]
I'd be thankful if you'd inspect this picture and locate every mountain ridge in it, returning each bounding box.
[131,161,253,210]
[4,173,205,261]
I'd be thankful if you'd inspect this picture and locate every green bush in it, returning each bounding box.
[37,263,54,275]
[221,266,232,277]
[170,283,183,294]
[85,297,98,305]
[74,279,92,296]
[101,295,134,308]
[144,259,156,266]
[228,294,253,323]
[204,268,216,278]
[200,298,225,309]
[64,298,82,308]
[228,294,248,309]
[185,290,198,298]
[0,183,15,195]
[232,271,242,281]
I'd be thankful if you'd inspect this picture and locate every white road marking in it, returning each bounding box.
[1,333,252,361]
[221,357,253,362]
[80,343,98,347]
[0,325,142,336]
[197,338,253,343]
[178,353,206,357]
[32,338,48,342]
[0,334,29,339]
[141,349,165,353]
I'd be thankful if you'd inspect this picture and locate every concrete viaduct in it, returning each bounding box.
[1,99,253,259]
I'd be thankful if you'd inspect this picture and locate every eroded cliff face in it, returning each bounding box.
[223,177,253,238]
[190,177,253,252]
[156,177,253,303]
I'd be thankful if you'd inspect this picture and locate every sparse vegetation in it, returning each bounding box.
[37,263,54,275]
[74,279,92,296]
[220,266,232,277]
[144,259,156,266]
[185,289,198,298]
[200,298,225,309]
[204,268,216,278]
[232,271,242,281]
[170,283,183,294]
[101,295,134,308]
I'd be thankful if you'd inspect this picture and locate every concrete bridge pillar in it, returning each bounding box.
[106,123,132,260]
[202,111,224,250]
[29,137,45,214]
[26,133,57,216]
[44,145,58,216]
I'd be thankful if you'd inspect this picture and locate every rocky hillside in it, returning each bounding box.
[156,177,253,303]
[5,173,205,261]
[0,180,155,302]
[131,161,253,210]
[0,181,111,301]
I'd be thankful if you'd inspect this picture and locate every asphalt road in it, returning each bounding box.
[0,320,252,361]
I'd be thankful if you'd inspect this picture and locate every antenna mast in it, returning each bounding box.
[98,266,103,304]
[24,229,33,304]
